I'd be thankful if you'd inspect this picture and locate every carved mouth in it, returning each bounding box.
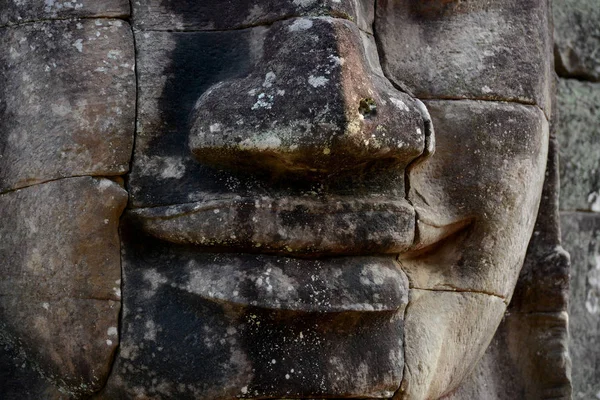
[129,196,416,257]
[169,253,409,313]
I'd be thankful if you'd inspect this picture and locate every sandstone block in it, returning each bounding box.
[557,79,600,211]
[561,212,600,399]
[0,0,129,27]
[0,19,135,193]
[0,177,127,396]
[554,0,600,81]
[376,0,553,115]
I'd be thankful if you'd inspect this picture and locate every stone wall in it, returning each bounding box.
[554,0,600,398]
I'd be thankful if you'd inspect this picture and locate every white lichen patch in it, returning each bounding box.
[588,190,600,212]
[390,97,410,112]
[142,269,169,298]
[262,71,276,88]
[239,134,282,150]
[292,0,317,7]
[308,75,329,88]
[288,18,314,32]
[585,254,600,314]
[97,178,114,192]
[72,39,83,53]
[144,320,157,341]
[107,327,118,336]
[251,93,275,110]
[209,123,222,133]
[159,157,186,179]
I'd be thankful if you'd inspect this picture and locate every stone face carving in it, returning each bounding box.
[0,0,570,399]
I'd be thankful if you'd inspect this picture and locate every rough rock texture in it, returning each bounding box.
[132,196,415,256]
[188,18,425,180]
[0,0,569,398]
[446,120,571,399]
[376,0,553,115]
[561,213,600,399]
[129,19,423,209]
[100,226,409,399]
[553,0,600,81]
[398,290,506,400]
[0,19,135,193]
[557,79,600,212]
[0,0,130,27]
[554,0,600,397]
[0,177,127,397]
[132,0,374,33]
[401,100,549,298]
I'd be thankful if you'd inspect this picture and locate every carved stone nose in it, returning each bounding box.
[189,17,426,179]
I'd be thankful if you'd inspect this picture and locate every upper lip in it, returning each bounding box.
[129,195,416,257]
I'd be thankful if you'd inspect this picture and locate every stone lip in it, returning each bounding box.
[166,253,409,313]
[130,195,416,256]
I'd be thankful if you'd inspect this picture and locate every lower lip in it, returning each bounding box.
[154,252,408,398]
[178,253,409,313]
[130,196,415,256]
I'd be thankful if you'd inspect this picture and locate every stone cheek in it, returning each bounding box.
[401,101,549,298]
[0,177,127,397]
[0,18,135,193]
[376,0,553,116]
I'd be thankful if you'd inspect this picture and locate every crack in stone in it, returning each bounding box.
[0,174,125,196]
[0,294,119,302]
[409,286,507,302]
[132,13,373,36]
[92,2,137,396]
[0,15,130,30]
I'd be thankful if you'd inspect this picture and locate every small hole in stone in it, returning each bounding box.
[359,98,377,119]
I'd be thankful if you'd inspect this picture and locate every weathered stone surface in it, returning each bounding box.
[0,0,564,398]
[132,0,374,33]
[101,226,408,399]
[554,0,600,81]
[0,177,127,396]
[398,289,507,400]
[447,311,571,400]
[0,19,135,193]
[130,19,420,208]
[0,343,66,400]
[448,130,572,399]
[400,100,549,298]
[132,196,415,256]
[189,18,425,180]
[561,212,600,399]
[557,79,600,211]
[512,132,571,313]
[376,0,553,115]
[0,0,130,27]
